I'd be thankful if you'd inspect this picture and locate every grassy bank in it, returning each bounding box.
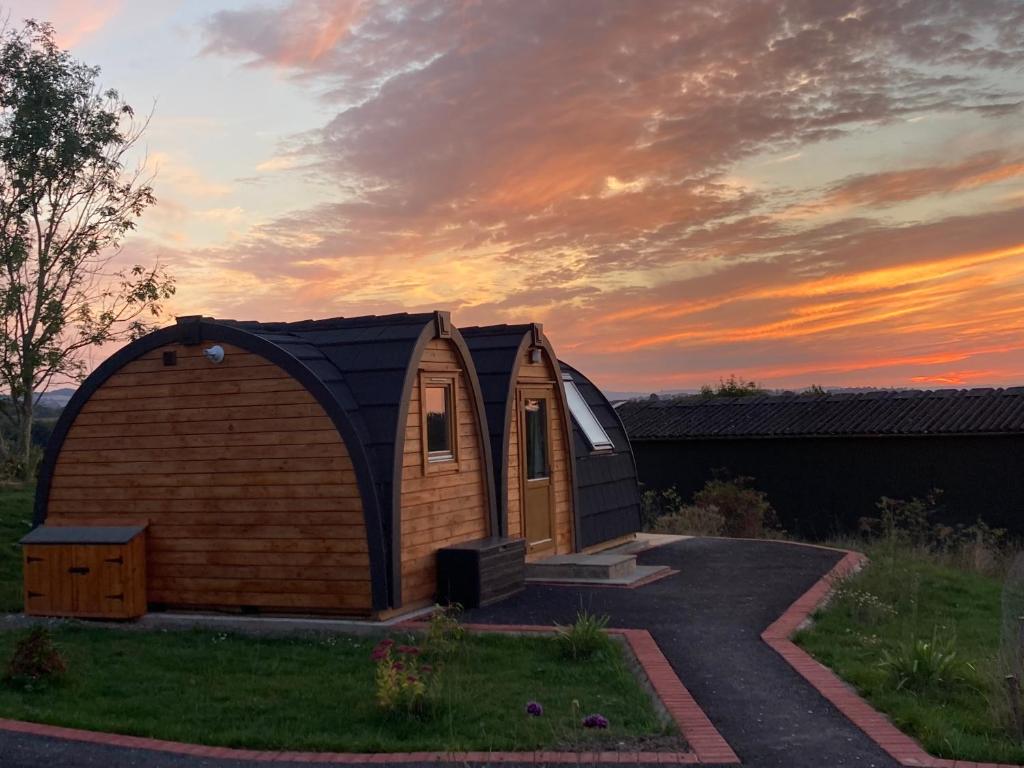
[0,625,674,752]
[0,484,32,613]
[796,543,1022,764]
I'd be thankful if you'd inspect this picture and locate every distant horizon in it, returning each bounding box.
[6,1,1024,392]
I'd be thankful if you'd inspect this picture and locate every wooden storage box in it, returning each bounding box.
[21,525,147,619]
[436,537,526,609]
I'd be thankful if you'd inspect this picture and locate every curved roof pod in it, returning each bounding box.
[461,323,580,555]
[36,311,497,613]
[558,361,642,548]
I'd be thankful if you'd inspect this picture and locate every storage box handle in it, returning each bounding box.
[68,566,90,575]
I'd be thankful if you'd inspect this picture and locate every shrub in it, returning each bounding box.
[555,610,610,660]
[3,627,66,690]
[693,476,778,538]
[423,603,465,661]
[640,487,683,531]
[649,504,724,536]
[878,628,966,691]
[371,638,439,716]
[860,491,1012,576]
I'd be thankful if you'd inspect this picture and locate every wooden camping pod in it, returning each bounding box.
[33,312,497,617]
[462,325,642,553]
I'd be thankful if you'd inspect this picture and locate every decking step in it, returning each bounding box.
[526,553,637,580]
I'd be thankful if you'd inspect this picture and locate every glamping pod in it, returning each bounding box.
[558,361,642,548]
[32,312,497,618]
[461,324,579,556]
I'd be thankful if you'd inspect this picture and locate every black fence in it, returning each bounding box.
[631,434,1024,538]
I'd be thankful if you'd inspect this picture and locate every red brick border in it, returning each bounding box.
[763,547,1020,768]
[0,624,735,764]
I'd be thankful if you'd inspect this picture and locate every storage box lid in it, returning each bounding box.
[20,525,147,545]
[438,536,525,553]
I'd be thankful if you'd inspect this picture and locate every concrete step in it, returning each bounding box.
[525,552,637,581]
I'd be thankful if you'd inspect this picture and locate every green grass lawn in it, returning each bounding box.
[0,479,672,752]
[796,543,1023,764]
[0,484,32,613]
[0,625,673,752]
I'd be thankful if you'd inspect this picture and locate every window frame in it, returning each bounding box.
[561,373,614,452]
[420,371,460,473]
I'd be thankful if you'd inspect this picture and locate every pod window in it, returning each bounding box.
[421,373,458,468]
[562,373,613,451]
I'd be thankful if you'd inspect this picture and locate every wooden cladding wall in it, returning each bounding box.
[400,337,489,604]
[508,348,573,556]
[46,342,373,615]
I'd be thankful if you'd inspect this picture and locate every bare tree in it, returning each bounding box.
[0,19,174,478]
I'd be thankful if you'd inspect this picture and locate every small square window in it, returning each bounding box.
[425,383,454,461]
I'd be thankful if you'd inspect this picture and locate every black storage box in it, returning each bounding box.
[436,537,526,609]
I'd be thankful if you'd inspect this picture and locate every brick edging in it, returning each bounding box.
[762,548,1019,768]
[401,622,738,764]
[0,624,736,764]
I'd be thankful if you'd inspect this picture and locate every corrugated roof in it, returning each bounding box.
[618,388,1024,439]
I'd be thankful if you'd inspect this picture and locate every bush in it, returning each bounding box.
[878,628,966,691]
[641,477,778,538]
[423,603,465,660]
[3,627,66,690]
[640,487,683,531]
[555,609,611,660]
[693,476,778,538]
[649,504,724,536]
[371,638,438,716]
[859,491,1012,576]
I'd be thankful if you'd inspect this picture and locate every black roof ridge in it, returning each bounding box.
[205,312,437,332]
[460,323,534,336]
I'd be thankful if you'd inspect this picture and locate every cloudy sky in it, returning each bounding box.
[11,0,1024,392]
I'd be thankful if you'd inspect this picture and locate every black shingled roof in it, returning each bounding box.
[460,323,536,533]
[618,388,1024,440]
[559,361,642,548]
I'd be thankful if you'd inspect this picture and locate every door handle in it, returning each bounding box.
[68,566,90,575]
[104,556,124,564]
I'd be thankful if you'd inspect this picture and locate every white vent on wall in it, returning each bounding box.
[562,373,613,451]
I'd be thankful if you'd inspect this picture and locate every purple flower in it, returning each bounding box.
[392,661,404,671]
[525,701,543,717]
[380,638,395,647]
[582,714,609,729]
[420,664,433,674]
[371,648,388,662]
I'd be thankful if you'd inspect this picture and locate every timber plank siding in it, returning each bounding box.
[32,311,499,619]
[46,341,374,616]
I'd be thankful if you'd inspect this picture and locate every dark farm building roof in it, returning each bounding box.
[618,387,1024,440]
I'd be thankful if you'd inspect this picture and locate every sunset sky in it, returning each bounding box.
[10,0,1024,393]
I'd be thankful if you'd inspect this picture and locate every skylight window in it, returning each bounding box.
[562,373,613,451]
